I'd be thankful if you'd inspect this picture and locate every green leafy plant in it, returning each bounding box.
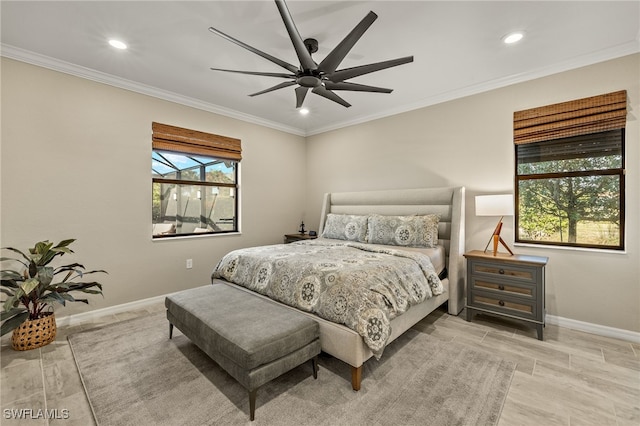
[1,239,106,336]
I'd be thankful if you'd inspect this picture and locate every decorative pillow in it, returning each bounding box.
[367,214,440,247]
[321,214,369,242]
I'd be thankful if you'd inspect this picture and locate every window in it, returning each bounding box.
[514,91,627,250]
[151,122,241,238]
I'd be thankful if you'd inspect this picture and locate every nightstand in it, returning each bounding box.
[464,250,548,340]
[283,233,317,244]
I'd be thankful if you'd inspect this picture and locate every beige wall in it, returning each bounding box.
[306,54,640,333]
[2,54,638,334]
[1,58,307,316]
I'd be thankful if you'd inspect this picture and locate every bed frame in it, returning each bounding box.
[220,186,465,391]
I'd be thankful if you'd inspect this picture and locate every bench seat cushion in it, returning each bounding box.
[165,283,319,370]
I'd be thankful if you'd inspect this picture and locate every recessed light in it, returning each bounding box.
[299,108,309,115]
[503,32,524,45]
[108,39,128,50]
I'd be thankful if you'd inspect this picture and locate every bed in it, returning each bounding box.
[211,186,465,390]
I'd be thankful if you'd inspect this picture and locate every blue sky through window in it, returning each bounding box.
[152,151,234,177]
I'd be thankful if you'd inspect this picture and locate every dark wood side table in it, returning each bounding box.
[284,233,317,244]
[464,250,548,340]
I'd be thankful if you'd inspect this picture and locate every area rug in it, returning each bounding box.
[68,313,514,426]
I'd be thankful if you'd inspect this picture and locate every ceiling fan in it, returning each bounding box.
[208,0,414,109]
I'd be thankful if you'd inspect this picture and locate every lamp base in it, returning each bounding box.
[483,217,514,256]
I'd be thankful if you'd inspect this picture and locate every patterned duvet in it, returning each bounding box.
[211,239,443,358]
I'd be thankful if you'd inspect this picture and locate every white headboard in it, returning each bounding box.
[318,187,466,315]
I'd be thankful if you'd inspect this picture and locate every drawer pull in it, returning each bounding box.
[499,300,505,306]
[499,269,505,275]
[498,285,505,291]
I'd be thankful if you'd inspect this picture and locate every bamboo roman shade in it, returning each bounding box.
[152,122,242,161]
[514,90,627,145]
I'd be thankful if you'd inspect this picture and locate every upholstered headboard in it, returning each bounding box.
[317,187,466,315]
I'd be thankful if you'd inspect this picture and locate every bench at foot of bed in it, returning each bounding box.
[165,284,321,421]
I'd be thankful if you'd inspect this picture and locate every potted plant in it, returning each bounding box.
[1,239,106,350]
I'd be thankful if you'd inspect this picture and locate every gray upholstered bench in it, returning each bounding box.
[165,282,321,421]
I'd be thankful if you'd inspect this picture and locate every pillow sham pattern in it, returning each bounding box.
[321,214,368,242]
[367,214,439,248]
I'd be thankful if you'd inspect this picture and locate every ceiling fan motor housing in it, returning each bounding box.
[297,69,323,88]
[297,39,321,87]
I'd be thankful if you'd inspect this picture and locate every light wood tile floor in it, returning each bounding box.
[1,302,638,425]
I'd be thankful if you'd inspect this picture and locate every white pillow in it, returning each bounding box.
[321,214,368,242]
[367,214,439,247]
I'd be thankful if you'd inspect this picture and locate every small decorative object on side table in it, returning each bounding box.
[284,233,317,244]
[464,250,548,340]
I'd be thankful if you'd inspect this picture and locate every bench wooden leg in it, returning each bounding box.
[169,323,174,339]
[249,389,257,421]
[312,356,318,379]
[351,366,362,391]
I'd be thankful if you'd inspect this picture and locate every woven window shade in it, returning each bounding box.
[152,122,242,161]
[517,130,623,165]
[514,90,627,145]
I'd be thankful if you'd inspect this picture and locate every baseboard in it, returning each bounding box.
[56,294,169,328]
[546,314,640,344]
[57,295,640,344]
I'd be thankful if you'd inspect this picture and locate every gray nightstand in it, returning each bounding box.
[284,233,317,244]
[464,250,548,340]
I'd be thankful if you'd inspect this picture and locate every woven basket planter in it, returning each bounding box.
[11,312,57,351]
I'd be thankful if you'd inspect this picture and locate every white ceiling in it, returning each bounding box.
[2,1,639,136]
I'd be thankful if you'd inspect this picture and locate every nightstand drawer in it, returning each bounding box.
[469,276,537,300]
[468,291,539,321]
[471,261,538,283]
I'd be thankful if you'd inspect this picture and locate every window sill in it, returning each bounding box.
[514,242,627,255]
[152,232,242,242]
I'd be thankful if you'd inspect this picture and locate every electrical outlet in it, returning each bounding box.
[186,259,193,269]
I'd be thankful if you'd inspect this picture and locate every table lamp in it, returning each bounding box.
[476,194,514,256]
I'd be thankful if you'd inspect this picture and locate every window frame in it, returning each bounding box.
[151,122,241,239]
[514,130,626,251]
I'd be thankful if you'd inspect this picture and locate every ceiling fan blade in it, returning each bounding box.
[249,81,297,97]
[318,11,378,74]
[210,68,295,79]
[275,0,317,71]
[295,86,309,108]
[328,56,414,83]
[209,26,299,74]
[312,86,351,108]
[323,81,392,93]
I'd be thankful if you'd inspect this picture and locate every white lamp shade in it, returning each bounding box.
[475,194,514,216]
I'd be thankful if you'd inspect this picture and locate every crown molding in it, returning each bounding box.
[306,40,640,136]
[3,41,638,138]
[0,44,306,137]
